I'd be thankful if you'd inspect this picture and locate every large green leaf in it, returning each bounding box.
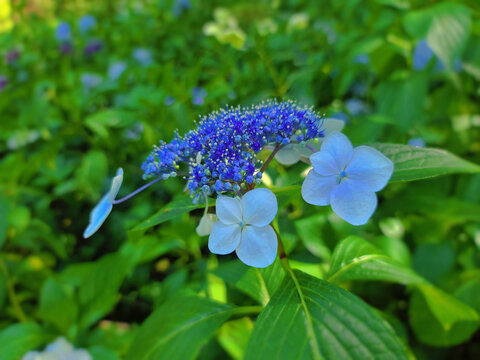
[371,143,480,181]
[409,284,480,346]
[0,195,8,249]
[0,323,46,360]
[133,199,205,231]
[404,2,471,68]
[39,278,77,333]
[327,236,425,285]
[126,296,235,360]
[244,269,407,360]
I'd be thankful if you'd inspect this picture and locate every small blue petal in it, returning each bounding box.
[83,194,113,238]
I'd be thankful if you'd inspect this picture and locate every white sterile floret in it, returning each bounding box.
[22,337,92,360]
[302,132,393,225]
[275,117,345,165]
[196,213,218,236]
[208,188,278,268]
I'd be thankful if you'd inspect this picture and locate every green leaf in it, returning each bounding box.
[244,269,407,360]
[126,296,235,360]
[327,236,426,285]
[78,253,130,330]
[85,110,135,138]
[75,151,108,198]
[409,284,480,346]
[133,199,205,231]
[39,278,77,333]
[0,195,8,249]
[212,259,284,306]
[371,143,480,181]
[0,323,46,360]
[404,2,471,68]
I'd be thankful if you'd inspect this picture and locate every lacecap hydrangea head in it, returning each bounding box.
[141,100,325,201]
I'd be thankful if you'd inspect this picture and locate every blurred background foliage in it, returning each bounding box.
[0,0,480,359]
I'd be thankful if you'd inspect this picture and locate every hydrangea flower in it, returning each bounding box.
[22,337,92,360]
[408,137,426,147]
[84,39,103,56]
[0,75,8,92]
[209,188,278,267]
[56,22,71,42]
[81,73,102,94]
[5,49,20,64]
[79,15,96,33]
[133,48,153,66]
[191,86,207,105]
[83,168,123,238]
[302,132,393,225]
[108,61,127,80]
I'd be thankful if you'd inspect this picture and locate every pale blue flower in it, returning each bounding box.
[22,337,92,360]
[302,132,393,225]
[81,73,102,93]
[83,168,123,238]
[208,188,278,268]
[275,117,345,166]
[108,61,127,80]
[191,86,207,105]
[133,48,153,66]
[79,15,96,33]
[408,137,425,147]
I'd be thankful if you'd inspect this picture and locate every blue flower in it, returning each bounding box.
[133,48,153,66]
[142,100,325,198]
[413,40,434,71]
[192,86,207,105]
[408,137,425,147]
[209,188,278,267]
[83,168,123,238]
[79,15,96,33]
[22,337,91,360]
[81,73,102,93]
[108,61,127,80]
[56,22,71,42]
[302,132,393,225]
[164,96,175,106]
[84,39,103,56]
[0,75,8,92]
[172,0,191,17]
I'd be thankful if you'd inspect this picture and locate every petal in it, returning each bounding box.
[320,131,354,171]
[310,151,341,176]
[236,225,277,268]
[301,169,337,206]
[208,222,241,255]
[196,214,218,236]
[215,196,242,225]
[242,188,278,227]
[108,168,124,203]
[275,144,301,165]
[322,118,345,137]
[330,180,377,226]
[83,193,113,238]
[346,146,394,192]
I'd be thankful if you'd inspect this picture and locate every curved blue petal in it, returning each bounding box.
[108,168,124,203]
[236,225,277,268]
[83,194,113,238]
[319,132,353,172]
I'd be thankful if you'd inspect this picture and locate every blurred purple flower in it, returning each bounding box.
[192,87,207,105]
[408,137,426,147]
[81,73,102,93]
[79,15,96,33]
[172,0,191,16]
[5,49,20,64]
[84,39,103,56]
[108,61,127,80]
[165,96,175,106]
[60,42,73,55]
[56,22,71,42]
[133,48,153,66]
[0,75,8,92]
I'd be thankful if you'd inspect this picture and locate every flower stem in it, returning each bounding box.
[0,257,27,322]
[305,144,317,153]
[113,176,163,204]
[259,144,283,174]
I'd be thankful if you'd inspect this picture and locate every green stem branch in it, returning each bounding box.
[0,257,27,323]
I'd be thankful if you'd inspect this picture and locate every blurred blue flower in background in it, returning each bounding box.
[84,39,103,55]
[108,61,127,80]
[345,98,369,117]
[192,86,207,105]
[172,0,191,17]
[81,73,102,93]
[79,14,96,33]
[23,337,92,360]
[353,54,369,65]
[56,22,71,41]
[84,168,123,238]
[408,137,426,147]
[133,47,153,66]
[413,40,434,70]
[0,75,8,92]
[302,132,393,225]
[165,95,175,106]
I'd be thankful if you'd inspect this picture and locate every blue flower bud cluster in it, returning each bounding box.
[142,100,324,199]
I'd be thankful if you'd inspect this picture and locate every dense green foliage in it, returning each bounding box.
[1,0,480,359]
